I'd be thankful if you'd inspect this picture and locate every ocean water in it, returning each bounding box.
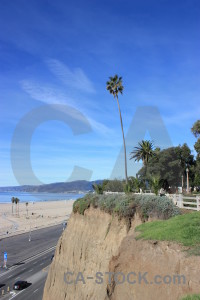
[0,191,85,204]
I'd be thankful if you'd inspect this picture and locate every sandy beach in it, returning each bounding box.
[0,200,75,238]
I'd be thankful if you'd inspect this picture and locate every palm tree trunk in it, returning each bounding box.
[116,95,128,183]
[144,163,147,187]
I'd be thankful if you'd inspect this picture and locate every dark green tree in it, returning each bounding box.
[175,143,195,187]
[191,120,200,158]
[103,179,124,192]
[92,183,103,194]
[191,120,200,138]
[138,147,182,190]
[191,120,200,187]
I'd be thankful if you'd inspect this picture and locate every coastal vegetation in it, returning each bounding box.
[73,193,180,220]
[93,119,200,195]
[181,295,200,300]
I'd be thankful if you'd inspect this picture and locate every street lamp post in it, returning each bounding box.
[186,168,189,194]
[181,175,184,193]
[29,224,31,242]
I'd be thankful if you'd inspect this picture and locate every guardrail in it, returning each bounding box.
[103,191,125,195]
[144,190,152,193]
[103,190,153,195]
[172,194,200,211]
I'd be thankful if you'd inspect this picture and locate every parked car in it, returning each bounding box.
[13,281,28,290]
[51,254,54,261]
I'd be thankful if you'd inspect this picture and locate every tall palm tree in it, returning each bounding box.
[130,140,155,185]
[130,140,155,165]
[26,202,29,217]
[106,75,128,184]
[11,197,15,215]
[15,198,20,216]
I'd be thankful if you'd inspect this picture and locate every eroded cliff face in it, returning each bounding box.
[108,228,200,300]
[43,208,200,300]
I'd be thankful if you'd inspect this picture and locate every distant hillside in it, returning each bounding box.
[0,180,103,193]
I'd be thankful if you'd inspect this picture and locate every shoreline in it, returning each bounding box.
[0,192,85,204]
[0,200,75,239]
[0,198,77,204]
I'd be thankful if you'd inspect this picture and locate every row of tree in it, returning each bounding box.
[11,197,20,215]
[136,143,198,192]
[131,121,200,192]
[106,74,200,193]
[11,197,29,216]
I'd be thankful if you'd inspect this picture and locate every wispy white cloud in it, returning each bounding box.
[163,108,200,126]
[46,59,95,94]
[20,79,112,136]
[20,80,75,105]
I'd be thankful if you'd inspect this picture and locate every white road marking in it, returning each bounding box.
[9,289,24,299]
[40,263,44,266]
[28,269,33,272]
[0,245,56,279]
[15,276,20,279]
[33,262,37,265]
[22,268,26,270]
[33,289,39,293]
[7,274,12,278]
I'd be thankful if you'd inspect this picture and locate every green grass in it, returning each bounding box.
[136,211,200,247]
[181,295,200,300]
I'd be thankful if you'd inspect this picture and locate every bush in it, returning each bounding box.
[73,197,90,215]
[181,295,200,300]
[103,179,125,192]
[92,183,103,194]
[73,194,180,220]
[149,176,161,195]
[134,195,180,220]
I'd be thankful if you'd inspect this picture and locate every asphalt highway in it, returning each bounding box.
[0,224,63,268]
[0,224,64,300]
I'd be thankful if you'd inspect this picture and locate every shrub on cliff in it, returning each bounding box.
[73,197,90,215]
[73,194,180,220]
[181,295,200,300]
[134,194,180,220]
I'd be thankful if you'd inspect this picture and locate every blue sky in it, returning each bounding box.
[0,0,200,186]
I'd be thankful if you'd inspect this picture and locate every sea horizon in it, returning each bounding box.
[0,191,85,204]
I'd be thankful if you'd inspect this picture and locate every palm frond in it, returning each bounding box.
[106,74,124,99]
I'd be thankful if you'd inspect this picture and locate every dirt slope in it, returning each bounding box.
[43,208,200,300]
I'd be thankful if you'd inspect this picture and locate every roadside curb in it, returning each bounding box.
[0,217,69,240]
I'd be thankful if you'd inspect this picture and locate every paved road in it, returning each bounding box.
[0,224,63,268]
[0,247,54,300]
[0,224,64,299]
